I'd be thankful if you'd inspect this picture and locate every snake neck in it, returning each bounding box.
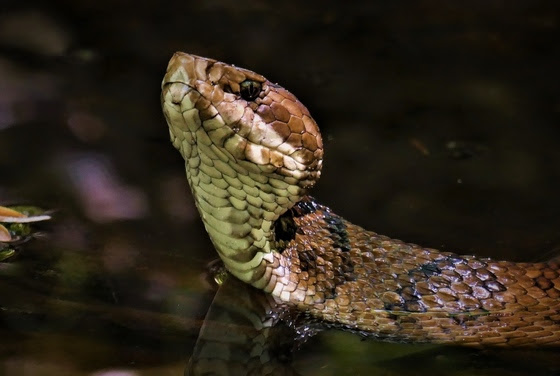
[181,126,301,286]
[162,53,323,287]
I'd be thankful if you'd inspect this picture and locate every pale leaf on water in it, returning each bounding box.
[0,205,52,223]
[0,206,26,219]
[0,214,52,223]
[0,224,11,242]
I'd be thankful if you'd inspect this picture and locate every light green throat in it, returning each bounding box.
[161,53,323,285]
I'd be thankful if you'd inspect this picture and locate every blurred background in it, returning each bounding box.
[1,1,559,375]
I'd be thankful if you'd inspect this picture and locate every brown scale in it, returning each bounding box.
[275,197,560,346]
[163,53,560,347]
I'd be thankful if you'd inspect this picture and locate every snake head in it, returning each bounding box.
[161,52,323,192]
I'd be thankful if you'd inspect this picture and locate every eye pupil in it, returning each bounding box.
[240,80,261,101]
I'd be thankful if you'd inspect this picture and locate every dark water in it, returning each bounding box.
[1,1,559,375]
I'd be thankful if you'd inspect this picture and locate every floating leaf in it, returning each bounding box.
[0,206,26,218]
[0,205,51,223]
[0,214,52,223]
[0,224,11,242]
[0,204,51,260]
[0,247,16,261]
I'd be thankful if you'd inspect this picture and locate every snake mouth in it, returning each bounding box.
[161,81,197,110]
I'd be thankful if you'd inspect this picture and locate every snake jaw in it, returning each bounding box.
[163,52,323,184]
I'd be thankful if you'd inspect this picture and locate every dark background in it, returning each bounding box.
[1,1,559,375]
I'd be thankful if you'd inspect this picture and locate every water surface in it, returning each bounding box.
[1,2,559,375]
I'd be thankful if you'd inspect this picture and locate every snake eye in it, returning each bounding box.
[239,80,262,101]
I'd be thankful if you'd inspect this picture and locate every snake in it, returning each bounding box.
[161,52,560,347]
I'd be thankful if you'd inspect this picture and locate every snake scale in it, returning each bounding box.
[161,52,560,346]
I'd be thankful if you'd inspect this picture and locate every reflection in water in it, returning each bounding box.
[188,270,560,376]
[186,274,303,375]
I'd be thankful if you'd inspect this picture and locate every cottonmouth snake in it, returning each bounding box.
[161,52,560,346]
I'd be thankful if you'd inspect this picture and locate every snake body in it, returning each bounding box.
[162,52,560,346]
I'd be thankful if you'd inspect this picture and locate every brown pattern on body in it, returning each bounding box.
[163,53,560,346]
[274,197,560,346]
